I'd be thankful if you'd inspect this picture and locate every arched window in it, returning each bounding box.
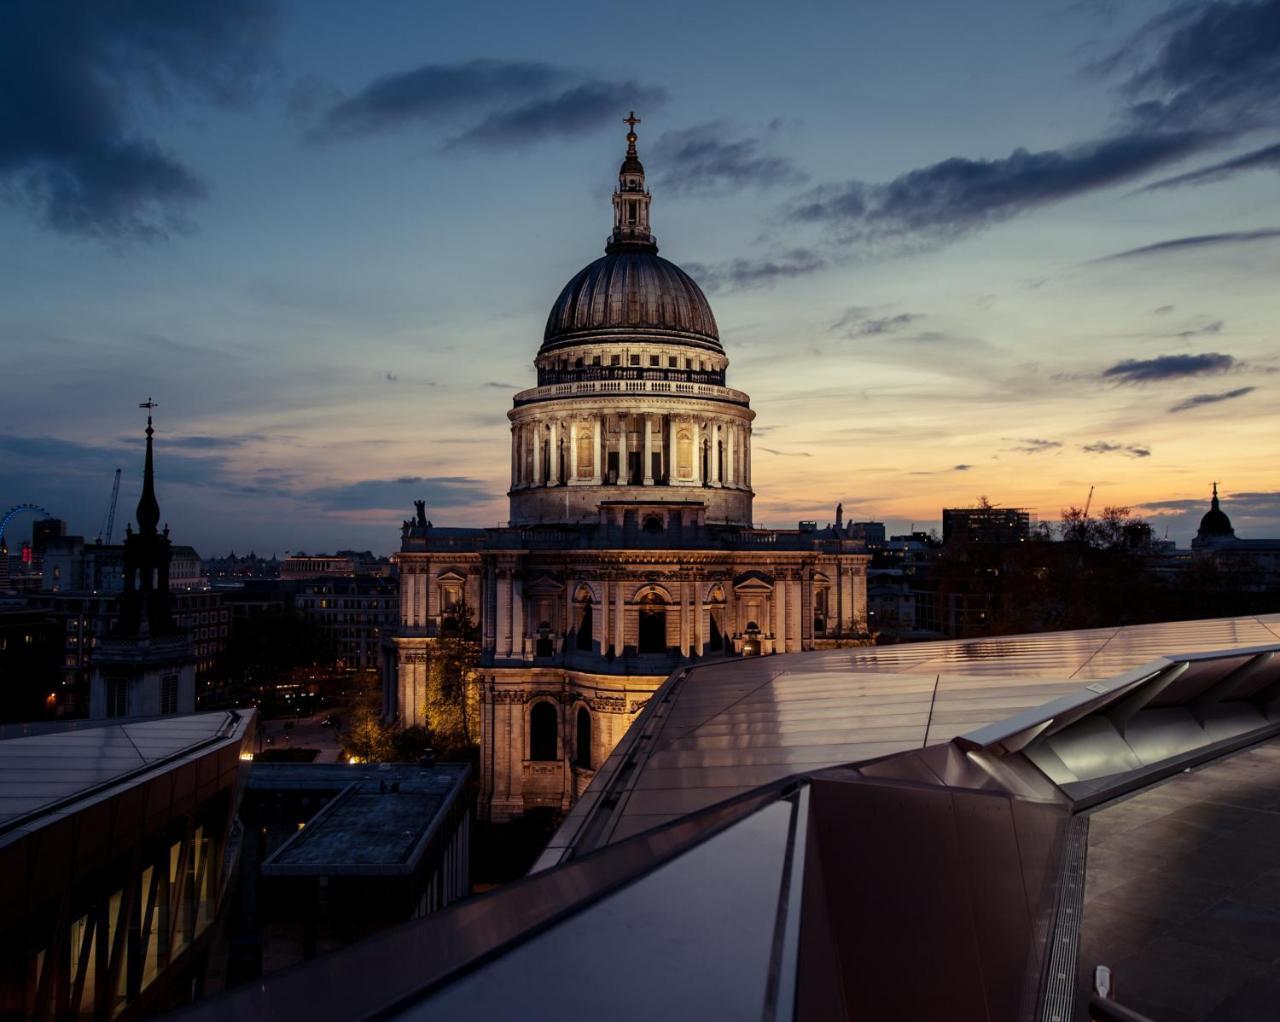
[529,701,557,761]
[638,592,667,654]
[575,707,592,769]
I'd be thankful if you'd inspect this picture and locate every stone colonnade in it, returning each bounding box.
[510,411,752,490]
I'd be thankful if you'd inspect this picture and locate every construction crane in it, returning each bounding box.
[97,468,122,545]
[1083,485,1095,518]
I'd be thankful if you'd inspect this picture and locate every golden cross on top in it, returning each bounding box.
[624,112,640,131]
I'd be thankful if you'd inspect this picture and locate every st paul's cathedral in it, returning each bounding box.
[386,118,871,819]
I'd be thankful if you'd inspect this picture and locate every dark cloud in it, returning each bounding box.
[783,1,1280,250]
[310,59,664,149]
[1101,352,1236,384]
[1108,1,1280,136]
[0,1,277,240]
[786,132,1204,243]
[651,122,807,194]
[686,248,825,291]
[384,372,399,383]
[303,476,491,511]
[1082,440,1152,457]
[313,60,569,138]
[1139,141,1280,191]
[1095,228,1280,260]
[483,381,518,389]
[1153,304,1175,314]
[163,434,260,450]
[1168,386,1257,412]
[451,81,666,149]
[1008,438,1063,454]
[953,464,972,471]
[758,447,813,458]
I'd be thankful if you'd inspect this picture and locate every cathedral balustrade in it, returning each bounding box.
[513,378,750,407]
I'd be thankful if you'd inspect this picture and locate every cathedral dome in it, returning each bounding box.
[1199,497,1233,537]
[542,251,721,353]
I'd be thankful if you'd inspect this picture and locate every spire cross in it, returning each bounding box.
[139,397,158,432]
[623,112,640,131]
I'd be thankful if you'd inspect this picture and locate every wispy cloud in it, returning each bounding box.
[1101,352,1236,384]
[1168,386,1257,413]
[686,249,825,292]
[830,309,924,338]
[1082,440,1151,457]
[1007,438,1063,454]
[758,447,813,458]
[1138,141,1280,192]
[1094,229,1280,261]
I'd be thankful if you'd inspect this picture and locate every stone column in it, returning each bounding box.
[512,573,524,658]
[532,420,542,487]
[497,571,511,657]
[616,414,627,485]
[613,577,624,655]
[726,424,735,486]
[564,577,576,650]
[679,579,689,655]
[746,429,752,488]
[592,416,603,485]
[595,582,607,653]
[693,421,703,486]
[484,563,496,649]
[668,416,678,484]
[711,425,721,489]
[550,420,561,484]
[694,578,704,657]
[643,415,653,485]
[774,576,787,653]
[569,421,579,481]
[789,579,802,651]
[510,427,518,489]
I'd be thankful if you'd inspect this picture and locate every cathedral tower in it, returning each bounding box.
[507,115,755,526]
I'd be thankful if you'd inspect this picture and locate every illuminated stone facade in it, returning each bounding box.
[388,120,871,819]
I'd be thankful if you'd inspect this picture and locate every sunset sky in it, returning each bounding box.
[2,0,1278,555]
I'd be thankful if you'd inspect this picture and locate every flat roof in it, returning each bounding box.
[0,711,250,829]
[1080,737,1280,1020]
[259,763,469,876]
[544,613,1280,857]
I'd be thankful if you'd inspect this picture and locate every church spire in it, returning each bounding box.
[608,111,657,254]
[136,398,161,536]
[1211,480,1221,511]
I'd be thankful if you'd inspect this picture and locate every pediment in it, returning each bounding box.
[525,574,566,596]
[733,570,775,594]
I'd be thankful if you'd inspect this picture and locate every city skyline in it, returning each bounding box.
[3,0,1278,555]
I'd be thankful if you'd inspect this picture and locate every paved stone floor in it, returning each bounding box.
[1078,739,1280,1020]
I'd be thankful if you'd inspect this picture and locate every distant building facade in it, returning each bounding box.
[389,125,870,820]
[0,604,61,721]
[942,506,1031,546]
[282,551,391,580]
[295,576,398,670]
[43,536,203,593]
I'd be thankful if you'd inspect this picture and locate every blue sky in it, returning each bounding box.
[2,0,1278,555]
